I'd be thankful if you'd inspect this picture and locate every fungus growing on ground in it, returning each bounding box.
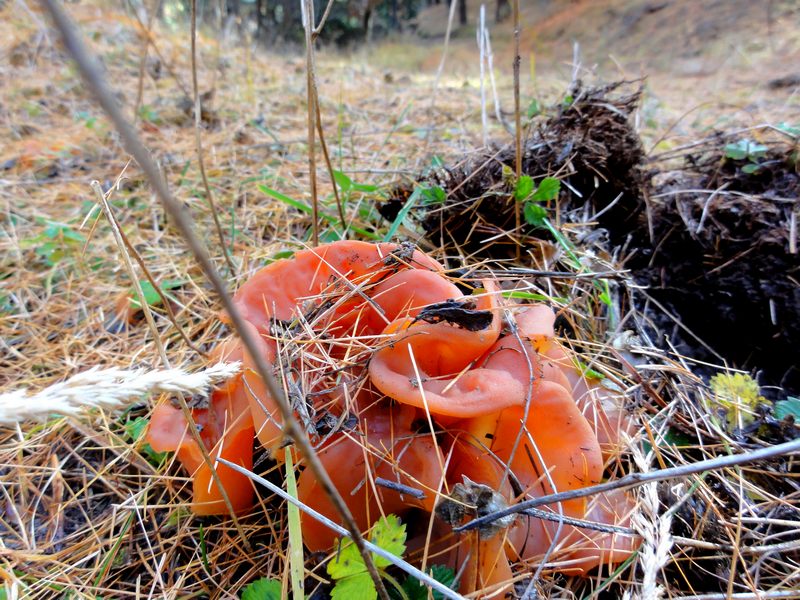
[147,240,637,593]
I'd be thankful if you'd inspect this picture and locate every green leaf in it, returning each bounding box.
[124,416,167,464]
[129,279,184,310]
[259,185,319,217]
[741,163,761,174]
[138,104,160,124]
[266,250,296,264]
[573,359,606,381]
[241,577,283,600]
[776,122,800,138]
[514,175,534,201]
[724,139,768,161]
[748,143,768,159]
[352,181,379,193]
[132,281,162,309]
[724,141,748,160]
[330,573,376,600]
[328,539,365,580]
[258,184,381,239]
[400,565,456,600]
[328,515,407,600]
[43,222,86,243]
[319,228,343,243]
[420,185,446,204]
[774,397,800,420]
[370,515,406,570]
[501,290,569,303]
[527,98,541,118]
[333,169,379,194]
[333,170,354,193]
[523,202,547,227]
[383,187,420,242]
[532,177,561,202]
[198,524,210,572]
[124,416,149,441]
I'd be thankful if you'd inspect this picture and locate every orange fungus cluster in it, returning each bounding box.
[147,240,637,592]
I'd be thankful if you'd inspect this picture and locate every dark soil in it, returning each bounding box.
[384,83,800,396]
[634,142,800,395]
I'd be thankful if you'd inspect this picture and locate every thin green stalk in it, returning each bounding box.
[285,448,305,600]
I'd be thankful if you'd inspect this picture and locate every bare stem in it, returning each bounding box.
[315,96,346,230]
[191,0,235,273]
[456,437,800,533]
[512,0,522,260]
[302,0,320,246]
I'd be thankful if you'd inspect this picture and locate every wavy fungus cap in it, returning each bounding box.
[146,240,637,592]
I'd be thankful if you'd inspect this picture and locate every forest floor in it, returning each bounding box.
[1,0,798,598]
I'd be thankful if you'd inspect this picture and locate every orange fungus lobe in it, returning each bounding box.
[146,240,637,591]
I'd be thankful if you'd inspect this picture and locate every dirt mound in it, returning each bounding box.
[637,136,800,393]
[381,81,648,257]
[384,84,800,395]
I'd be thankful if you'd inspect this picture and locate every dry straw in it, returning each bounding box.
[0,362,240,423]
[628,436,673,600]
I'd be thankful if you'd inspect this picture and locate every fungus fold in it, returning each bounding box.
[147,240,637,592]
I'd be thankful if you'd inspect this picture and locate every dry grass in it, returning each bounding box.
[1,1,798,599]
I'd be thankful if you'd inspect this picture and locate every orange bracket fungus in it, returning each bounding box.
[147,240,637,592]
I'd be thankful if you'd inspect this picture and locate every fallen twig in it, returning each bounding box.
[455,437,800,533]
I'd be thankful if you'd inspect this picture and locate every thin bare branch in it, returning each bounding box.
[456,437,800,533]
[191,0,235,273]
[311,0,336,39]
[302,0,320,246]
[512,0,522,259]
[315,97,346,230]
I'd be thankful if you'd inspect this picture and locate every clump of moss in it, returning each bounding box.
[707,373,765,431]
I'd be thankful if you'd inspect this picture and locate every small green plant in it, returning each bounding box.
[776,122,800,138]
[724,139,768,174]
[326,514,456,600]
[392,564,456,600]
[240,578,282,600]
[516,176,561,229]
[73,110,97,129]
[419,184,446,205]
[527,98,541,118]
[258,184,379,241]
[20,219,86,267]
[128,279,185,310]
[137,104,161,124]
[774,396,800,421]
[327,514,407,600]
[123,416,167,465]
[332,170,380,196]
